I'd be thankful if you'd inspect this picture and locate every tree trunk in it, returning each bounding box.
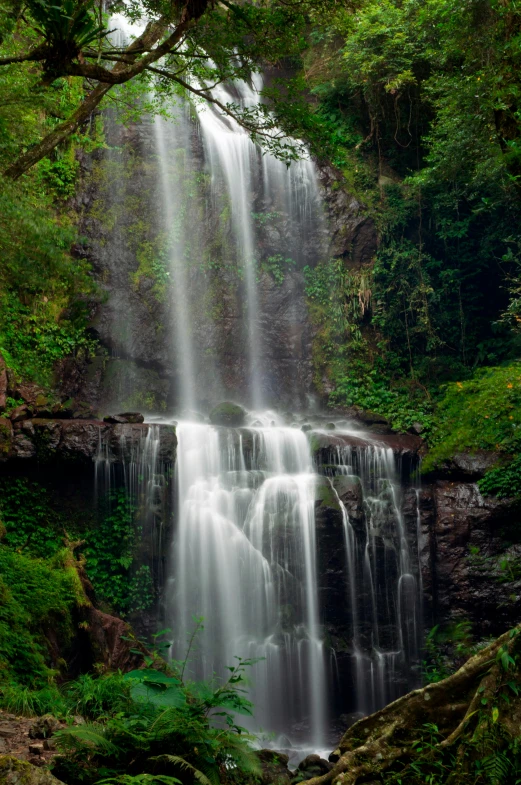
[3,4,206,179]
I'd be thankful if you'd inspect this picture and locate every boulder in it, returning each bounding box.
[28,717,60,741]
[209,402,246,427]
[103,412,144,424]
[256,749,292,785]
[85,607,146,672]
[295,754,332,780]
[0,755,65,784]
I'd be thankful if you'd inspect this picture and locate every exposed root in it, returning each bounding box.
[302,625,521,785]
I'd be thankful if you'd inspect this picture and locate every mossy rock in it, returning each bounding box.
[314,476,341,510]
[0,417,13,457]
[0,755,65,784]
[209,402,246,427]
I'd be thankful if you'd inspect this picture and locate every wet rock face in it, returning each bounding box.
[423,480,521,636]
[1,418,177,466]
[317,165,378,263]
[70,108,380,412]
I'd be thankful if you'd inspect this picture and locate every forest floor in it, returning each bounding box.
[0,710,65,769]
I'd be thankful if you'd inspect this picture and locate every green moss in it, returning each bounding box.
[209,401,246,426]
[0,545,85,686]
[314,477,341,510]
[0,755,64,784]
[424,362,521,471]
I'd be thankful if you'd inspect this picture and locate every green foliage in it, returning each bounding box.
[259,254,295,286]
[84,490,155,617]
[0,545,84,687]
[0,175,97,387]
[422,621,475,685]
[0,476,66,558]
[303,258,433,431]
[0,682,69,717]
[0,478,152,619]
[26,0,109,57]
[424,363,521,471]
[293,0,521,417]
[479,456,521,500]
[51,648,262,785]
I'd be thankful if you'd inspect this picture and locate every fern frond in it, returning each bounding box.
[217,735,261,776]
[55,723,120,755]
[149,755,214,785]
[482,751,512,785]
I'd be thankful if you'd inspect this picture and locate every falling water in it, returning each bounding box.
[168,419,327,748]
[97,15,422,754]
[153,113,197,410]
[318,438,422,715]
[192,75,323,407]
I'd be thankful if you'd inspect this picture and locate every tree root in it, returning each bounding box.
[302,625,521,785]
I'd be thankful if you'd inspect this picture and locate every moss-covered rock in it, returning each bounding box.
[0,418,13,460]
[314,476,341,510]
[209,401,246,427]
[0,754,65,783]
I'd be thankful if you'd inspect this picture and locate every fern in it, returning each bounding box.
[55,723,121,755]
[481,751,512,785]
[215,733,262,777]
[149,755,215,785]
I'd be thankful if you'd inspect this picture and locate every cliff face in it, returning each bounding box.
[68,111,379,415]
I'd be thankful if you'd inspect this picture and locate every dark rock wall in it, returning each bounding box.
[418,477,521,638]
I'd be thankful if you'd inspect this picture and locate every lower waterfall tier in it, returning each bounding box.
[91,410,424,752]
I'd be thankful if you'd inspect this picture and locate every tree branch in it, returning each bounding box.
[3,1,207,179]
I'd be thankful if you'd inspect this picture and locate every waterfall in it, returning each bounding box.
[193,75,323,407]
[168,420,327,748]
[318,438,423,715]
[153,112,197,410]
[95,17,422,756]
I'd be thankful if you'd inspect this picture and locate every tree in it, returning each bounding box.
[0,0,325,179]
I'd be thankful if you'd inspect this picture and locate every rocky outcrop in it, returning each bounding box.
[84,607,145,672]
[317,166,377,264]
[0,419,176,465]
[420,479,521,636]
[430,450,501,480]
[209,401,246,427]
[310,429,422,479]
[0,755,65,784]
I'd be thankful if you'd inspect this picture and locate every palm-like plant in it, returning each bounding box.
[26,0,110,81]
